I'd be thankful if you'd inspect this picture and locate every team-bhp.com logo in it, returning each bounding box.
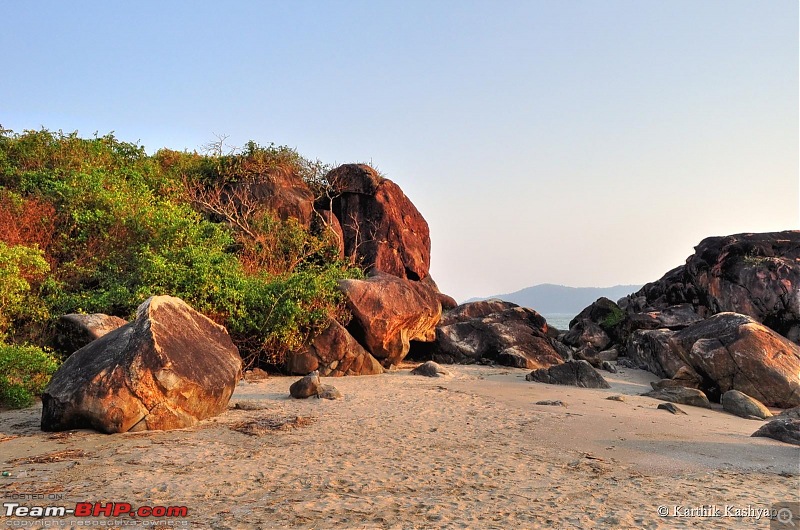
[4,502,188,518]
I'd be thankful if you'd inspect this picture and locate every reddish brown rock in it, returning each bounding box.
[286,321,383,377]
[55,313,128,355]
[41,296,242,433]
[229,167,315,226]
[327,164,431,281]
[670,313,800,408]
[339,273,441,367]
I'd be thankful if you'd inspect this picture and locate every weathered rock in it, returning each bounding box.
[607,395,627,402]
[650,366,704,390]
[535,400,566,407]
[414,305,563,370]
[775,407,800,420]
[420,275,459,311]
[563,320,611,351]
[54,313,128,355]
[439,299,519,327]
[411,361,448,377]
[670,313,800,407]
[643,387,712,409]
[624,329,691,379]
[721,390,772,420]
[625,304,704,332]
[623,231,800,340]
[600,361,617,373]
[290,371,321,399]
[339,273,441,367]
[41,296,242,433]
[751,419,800,446]
[327,164,431,280]
[525,360,611,389]
[317,384,342,400]
[657,403,687,415]
[229,168,316,227]
[286,321,384,377]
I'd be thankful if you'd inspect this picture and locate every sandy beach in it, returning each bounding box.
[1,363,797,529]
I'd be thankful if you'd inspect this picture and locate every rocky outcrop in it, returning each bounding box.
[525,360,610,388]
[625,329,692,379]
[410,302,563,370]
[229,167,315,227]
[286,321,383,377]
[669,313,800,407]
[751,419,800,446]
[54,313,128,355]
[643,387,712,409]
[41,296,242,433]
[622,231,800,341]
[325,164,431,281]
[339,272,441,367]
[721,390,772,420]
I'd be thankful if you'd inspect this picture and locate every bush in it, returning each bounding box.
[0,343,60,408]
[0,242,50,339]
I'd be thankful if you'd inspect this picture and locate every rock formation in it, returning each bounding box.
[41,296,242,433]
[54,313,127,355]
[285,320,384,376]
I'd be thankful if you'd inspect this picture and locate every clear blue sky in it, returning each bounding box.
[2,1,798,302]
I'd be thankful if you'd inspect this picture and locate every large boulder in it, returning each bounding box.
[41,296,242,433]
[643,387,712,409]
[54,313,128,355]
[326,164,431,281]
[669,313,800,408]
[411,303,563,370]
[285,320,384,377]
[624,231,800,341]
[625,329,693,379]
[339,273,441,367]
[229,167,316,227]
[525,360,611,388]
[721,390,772,420]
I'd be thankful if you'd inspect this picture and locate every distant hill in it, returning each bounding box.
[467,284,642,315]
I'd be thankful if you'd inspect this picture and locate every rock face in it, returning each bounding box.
[339,273,441,367]
[623,231,800,341]
[669,313,800,408]
[230,168,315,227]
[525,360,610,388]
[625,329,692,379]
[326,164,431,281]
[751,419,800,446]
[643,387,712,409]
[41,296,242,434]
[411,302,563,370]
[286,321,383,377]
[721,390,772,420]
[54,313,128,355]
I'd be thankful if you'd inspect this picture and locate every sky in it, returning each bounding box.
[2,1,798,302]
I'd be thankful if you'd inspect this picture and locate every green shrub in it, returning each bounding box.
[0,343,60,408]
[0,242,50,339]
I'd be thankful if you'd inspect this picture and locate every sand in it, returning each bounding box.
[1,364,797,529]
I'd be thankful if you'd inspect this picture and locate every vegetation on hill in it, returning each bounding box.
[0,128,362,407]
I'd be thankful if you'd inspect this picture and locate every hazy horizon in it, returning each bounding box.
[3,1,797,302]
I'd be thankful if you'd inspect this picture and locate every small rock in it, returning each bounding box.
[289,371,321,399]
[607,395,627,402]
[657,403,687,415]
[721,390,772,420]
[317,384,342,400]
[643,387,712,409]
[751,418,800,446]
[600,361,617,374]
[616,358,639,369]
[411,361,448,377]
[244,368,269,382]
[535,400,566,407]
[526,360,611,389]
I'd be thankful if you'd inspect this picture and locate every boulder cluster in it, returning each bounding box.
[39,161,800,446]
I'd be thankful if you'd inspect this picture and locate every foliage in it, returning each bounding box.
[0,242,50,340]
[600,303,626,330]
[0,343,60,408]
[0,128,361,370]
